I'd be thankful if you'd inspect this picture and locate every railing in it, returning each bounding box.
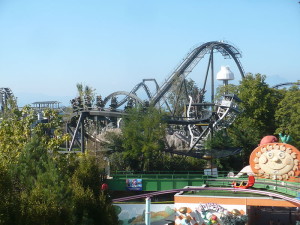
[108,171,300,198]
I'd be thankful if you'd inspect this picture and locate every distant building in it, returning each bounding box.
[31,101,61,110]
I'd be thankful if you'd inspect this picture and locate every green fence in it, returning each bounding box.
[107,171,300,198]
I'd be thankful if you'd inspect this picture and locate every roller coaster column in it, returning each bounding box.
[149,41,245,108]
[67,41,245,157]
[68,112,88,153]
[210,48,214,103]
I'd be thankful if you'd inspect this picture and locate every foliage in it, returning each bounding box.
[0,106,35,166]
[18,154,70,225]
[0,164,19,225]
[105,73,298,172]
[121,106,167,171]
[35,108,70,150]
[104,104,208,172]
[0,95,19,120]
[152,154,207,171]
[70,155,118,225]
[235,73,282,134]
[0,105,118,224]
[227,73,284,162]
[76,83,96,109]
[0,106,69,167]
[213,155,243,171]
[101,129,124,153]
[204,130,234,150]
[215,84,239,100]
[109,152,130,171]
[109,142,207,172]
[0,144,122,225]
[203,131,244,171]
[275,85,300,147]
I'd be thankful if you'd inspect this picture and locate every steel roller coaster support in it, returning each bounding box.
[66,41,245,158]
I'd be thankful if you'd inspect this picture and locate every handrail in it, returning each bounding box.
[108,171,300,197]
[112,187,300,205]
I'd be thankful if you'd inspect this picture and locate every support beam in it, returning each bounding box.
[145,197,151,225]
[203,51,212,93]
[66,124,81,146]
[210,48,214,103]
[68,112,88,152]
[81,117,85,153]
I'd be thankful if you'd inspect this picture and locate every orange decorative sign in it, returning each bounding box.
[250,143,300,181]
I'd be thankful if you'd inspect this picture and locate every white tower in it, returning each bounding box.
[216,66,234,86]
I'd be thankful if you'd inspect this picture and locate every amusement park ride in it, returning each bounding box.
[64,41,299,159]
[67,41,246,157]
[0,41,299,160]
[1,41,300,225]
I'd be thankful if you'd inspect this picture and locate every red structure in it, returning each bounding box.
[232,175,255,189]
[101,183,109,191]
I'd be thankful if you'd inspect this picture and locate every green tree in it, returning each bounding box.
[11,137,70,225]
[0,106,69,166]
[121,106,167,171]
[70,155,119,225]
[228,73,284,162]
[275,85,300,147]
[8,137,118,225]
[215,84,239,100]
[0,106,35,166]
[0,104,118,224]
[76,83,95,109]
[235,73,281,134]
[0,164,20,225]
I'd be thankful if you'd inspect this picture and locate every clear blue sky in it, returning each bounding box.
[0,0,299,106]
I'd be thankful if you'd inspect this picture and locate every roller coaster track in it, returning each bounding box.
[150,41,245,106]
[102,91,144,107]
[148,41,245,155]
[272,81,300,89]
[67,41,245,156]
[102,79,159,108]
[165,93,241,154]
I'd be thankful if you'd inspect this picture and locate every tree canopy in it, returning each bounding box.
[218,74,283,162]
[275,85,300,147]
[0,106,119,225]
[1,75,298,223]
[121,106,167,171]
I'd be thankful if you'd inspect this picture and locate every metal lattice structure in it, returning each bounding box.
[150,41,244,108]
[0,87,16,113]
[102,79,159,108]
[67,41,245,157]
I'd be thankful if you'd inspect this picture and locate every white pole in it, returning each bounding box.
[187,95,193,120]
[145,197,151,225]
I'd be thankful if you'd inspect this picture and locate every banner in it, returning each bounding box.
[126,178,142,191]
